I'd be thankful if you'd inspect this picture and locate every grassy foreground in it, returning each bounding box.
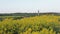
[0,15,60,34]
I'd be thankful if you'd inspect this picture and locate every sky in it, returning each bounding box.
[0,0,60,13]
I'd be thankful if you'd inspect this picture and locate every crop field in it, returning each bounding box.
[0,15,60,34]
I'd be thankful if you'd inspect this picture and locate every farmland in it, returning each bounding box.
[0,13,60,34]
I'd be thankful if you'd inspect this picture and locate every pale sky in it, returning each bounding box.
[0,0,60,13]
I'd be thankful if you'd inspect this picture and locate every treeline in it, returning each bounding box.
[0,13,60,16]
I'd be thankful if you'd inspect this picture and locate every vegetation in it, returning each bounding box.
[0,13,60,16]
[0,14,60,34]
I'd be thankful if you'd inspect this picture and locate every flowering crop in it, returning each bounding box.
[0,15,60,34]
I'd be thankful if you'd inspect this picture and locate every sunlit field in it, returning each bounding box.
[0,15,60,34]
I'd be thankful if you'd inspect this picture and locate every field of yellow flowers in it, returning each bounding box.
[0,15,60,34]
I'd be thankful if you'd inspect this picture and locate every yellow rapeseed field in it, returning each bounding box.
[0,15,60,34]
